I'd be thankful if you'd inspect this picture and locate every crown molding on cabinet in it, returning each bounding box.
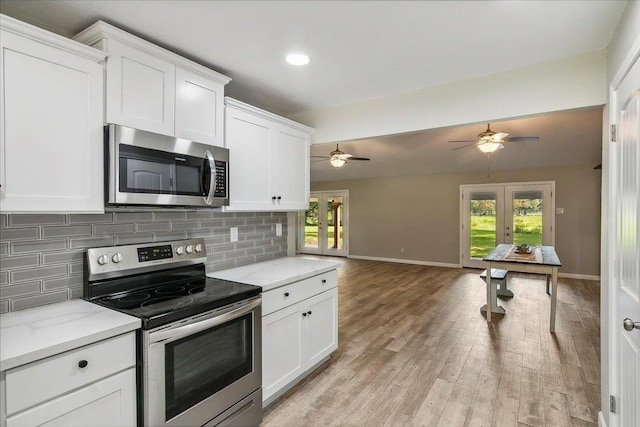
[225,97,314,135]
[0,14,106,62]
[73,20,231,86]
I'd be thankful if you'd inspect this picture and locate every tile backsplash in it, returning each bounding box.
[0,210,287,313]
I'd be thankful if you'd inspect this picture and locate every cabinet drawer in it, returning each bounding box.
[6,332,135,415]
[262,270,337,315]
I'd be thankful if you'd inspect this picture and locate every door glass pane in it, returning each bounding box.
[325,197,344,250]
[511,191,543,246]
[470,192,497,258]
[304,197,319,249]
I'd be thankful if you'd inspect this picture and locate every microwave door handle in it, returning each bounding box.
[149,298,261,344]
[203,150,216,206]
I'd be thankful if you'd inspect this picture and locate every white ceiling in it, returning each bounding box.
[310,107,604,181]
[0,0,626,116]
[0,1,620,181]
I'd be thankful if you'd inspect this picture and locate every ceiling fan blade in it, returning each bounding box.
[504,136,540,142]
[452,143,477,150]
[311,155,330,159]
[448,140,478,143]
[492,132,509,141]
[349,156,370,161]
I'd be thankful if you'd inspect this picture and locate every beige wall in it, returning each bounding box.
[312,164,601,276]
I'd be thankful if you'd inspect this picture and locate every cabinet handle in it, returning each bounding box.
[322,279,327,284]
[302,312,307,317]
[272,196,276,201]
[284,292,290,297]
[307,310,312,315]
[277,196,282,200]
[78,360,88,369]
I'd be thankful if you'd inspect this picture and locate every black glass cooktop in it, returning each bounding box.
[86,265,261,330]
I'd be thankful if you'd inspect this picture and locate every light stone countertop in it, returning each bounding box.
[208,256,343,292]
[0,299,140,371]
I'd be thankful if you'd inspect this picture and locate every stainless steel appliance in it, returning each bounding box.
[84,238,262,427]
[105,124,229,208]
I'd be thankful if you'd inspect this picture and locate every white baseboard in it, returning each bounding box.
[558,272,600,281]
[598,411,606,427]
[348,255,461,269]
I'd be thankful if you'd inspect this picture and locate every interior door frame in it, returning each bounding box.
[460,181,556,268]
[298,190,349,257]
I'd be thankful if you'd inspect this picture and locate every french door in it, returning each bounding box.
[298,190,349,257]
[461,182,554,268]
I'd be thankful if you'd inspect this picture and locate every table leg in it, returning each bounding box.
[486,262,492,322]
[550,267,558,332]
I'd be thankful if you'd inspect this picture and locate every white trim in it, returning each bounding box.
[0,14,106,62]
[73,20,231,85]
[225,97,314,134]
[598,411,607,427]
[348,255,461,269]
[558,273,600,281]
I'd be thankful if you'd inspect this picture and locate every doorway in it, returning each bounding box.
[460,182,555,268]
[298,190,349,257]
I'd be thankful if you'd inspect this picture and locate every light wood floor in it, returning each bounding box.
[262,258,601,427]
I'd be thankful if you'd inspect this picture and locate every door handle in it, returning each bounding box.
[623,318,640,331]
[505,233,510,237]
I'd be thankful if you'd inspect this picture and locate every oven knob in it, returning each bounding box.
[97,254,109,265]
[112,253,123,263]
[194,244,203,253]
[185,245,194,254]
[176,246,185,255]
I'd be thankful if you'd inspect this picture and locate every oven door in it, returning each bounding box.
[107,124,229,207]
[143,298,262,427]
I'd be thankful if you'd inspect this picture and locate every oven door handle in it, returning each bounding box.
[149,298,261,344]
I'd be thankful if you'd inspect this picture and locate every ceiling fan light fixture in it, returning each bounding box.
[477,142,504,153]
[330,157,346,167]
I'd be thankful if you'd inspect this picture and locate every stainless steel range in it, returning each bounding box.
[84,238,262,427]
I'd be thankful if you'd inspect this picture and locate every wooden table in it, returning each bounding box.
[483,244,562,332]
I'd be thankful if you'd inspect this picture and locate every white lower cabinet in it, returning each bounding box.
[6,369,135,427]
[262,271,338,403]
[3,332,137,427]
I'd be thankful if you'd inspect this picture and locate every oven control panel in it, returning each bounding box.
[138,244,173,262]
[86,238,207,281]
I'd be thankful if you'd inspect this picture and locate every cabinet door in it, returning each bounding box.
[6,369,136,427]
[262,303,305,402]
[0,30,104,213]
[175,67,224,146]
[305,287,338,367]
[225,107,273,211]
[270,124,310,210]
[105,39,175,136]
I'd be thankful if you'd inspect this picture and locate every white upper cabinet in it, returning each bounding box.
[175,67,224,146]
[0,14,106,213]
[74,21,230,146]
[104,39,175,136]
[225,98,312,211]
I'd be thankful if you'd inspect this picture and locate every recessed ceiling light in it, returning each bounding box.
[286,53,310,66]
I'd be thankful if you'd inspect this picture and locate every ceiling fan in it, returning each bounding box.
[449,123,540,153]
[312,144,370,168]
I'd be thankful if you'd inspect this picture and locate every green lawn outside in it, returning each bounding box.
[304,225,342,248]
[470,215,542,258]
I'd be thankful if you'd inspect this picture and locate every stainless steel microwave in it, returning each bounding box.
[105,125,229,208]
